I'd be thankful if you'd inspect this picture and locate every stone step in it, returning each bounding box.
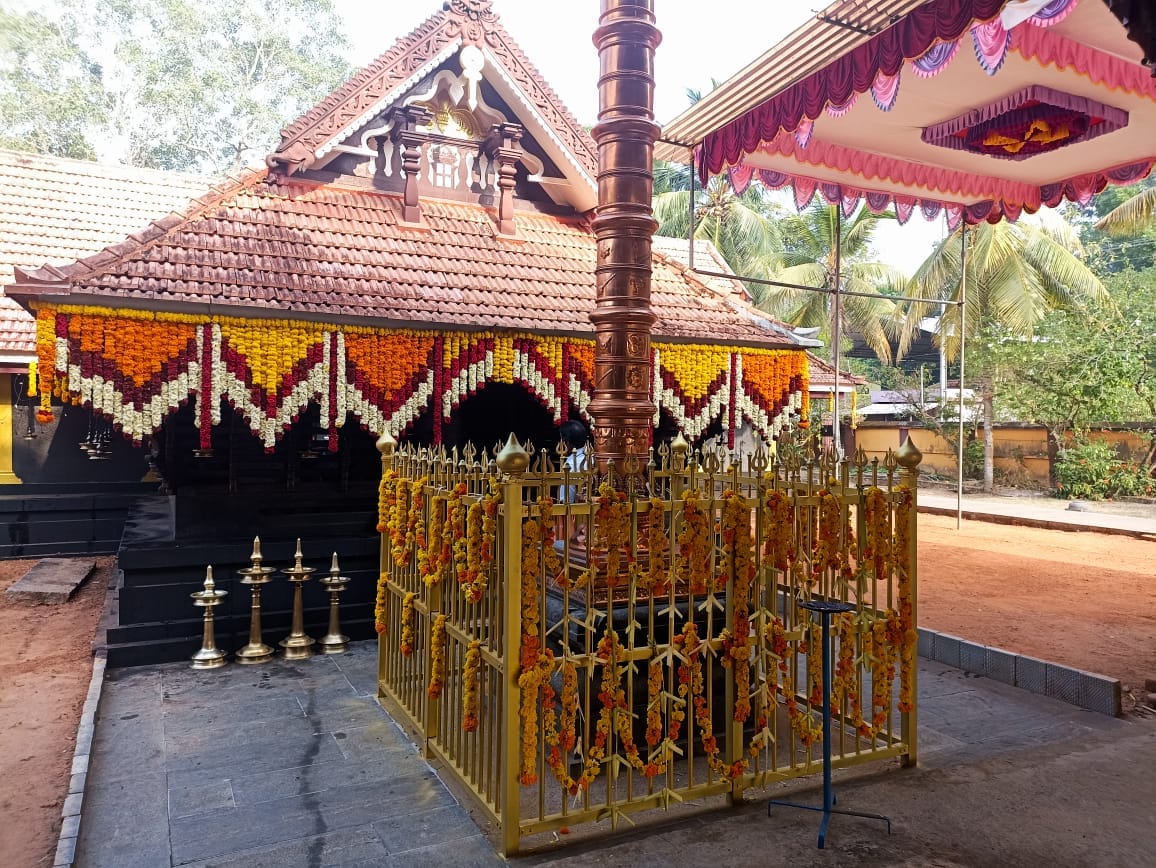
[4,557,96,604]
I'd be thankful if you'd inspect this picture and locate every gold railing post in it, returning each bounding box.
[376,431,397,695]
[895,438,921,768]
[496,434,528,857]
[424,488,442,758]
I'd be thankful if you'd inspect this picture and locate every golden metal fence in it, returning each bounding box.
[375,435,921,856]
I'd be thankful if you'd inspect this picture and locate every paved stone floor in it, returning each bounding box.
[76,642,1155,867]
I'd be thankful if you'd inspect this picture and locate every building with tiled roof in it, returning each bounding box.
[8,0,812,472]
[0,149,210,365]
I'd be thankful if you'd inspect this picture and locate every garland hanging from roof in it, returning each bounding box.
[32,304,807,449]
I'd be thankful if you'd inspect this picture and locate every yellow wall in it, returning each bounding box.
[853,423,1151,486]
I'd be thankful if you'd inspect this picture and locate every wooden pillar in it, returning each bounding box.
[485,123,523,236]
[589,0,661,468]
[394,106,433,224]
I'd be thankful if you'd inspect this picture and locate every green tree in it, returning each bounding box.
[902,218,1108,492]
[0,0,351,173]
[0,3,113,159]
[97,0,352,172]
[653,172,784,294]
[764,202,904,364]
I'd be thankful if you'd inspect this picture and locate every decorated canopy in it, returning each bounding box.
[659,0,1156,228]
[9,0,812,454]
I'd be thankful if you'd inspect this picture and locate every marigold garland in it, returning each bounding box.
[642,657,684,780]
[765,617,823,747]
[373,571,389,634]
[719,490,754,724]
[537,496,566,589]
[400,591,417,656]
[517,510,553,786]
[377,468,398,533]
[675,621,736,778]
[463,639,482,732]
[34,303,809,448]
[542,659,600,794]
[640,496,669,594]
[428,613,447,699]
[863,487,892,582]
[388,476,412,565]
[461,481,501,603]
[763,487,794,572]
[586,482,630,590]
[677,488,712,595]
[420,494,447,585]
[895,487,917,712]
[588,631,645,778]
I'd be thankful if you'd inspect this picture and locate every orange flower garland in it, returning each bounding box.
[400,591,416,656]
[763,487,794,572]
[461,481,501,604]
[895,487,917,712]
[813,490,846,581]
[463,639,482,732]
[766,617,823,747]
[677,488,712,595]
[517,511,553,786]
[420,494,446,586]
[388,476,412,566]
[428,613,447,699]
[588,482,630,590]
[676,621,733,778]
[589,631,645,778]
[373,571,389,634]
[642,657,684,780]
[377,468,398,533]
[719,490,754,724]
[406,477,427,567]
[543,659,600,794]
[641,496,669,594]
[863,487,892,582]
[537,496,566,589]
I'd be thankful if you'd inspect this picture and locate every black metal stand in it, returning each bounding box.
[768,599,892,848]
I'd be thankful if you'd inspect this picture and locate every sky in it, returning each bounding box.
[329,0,946,273]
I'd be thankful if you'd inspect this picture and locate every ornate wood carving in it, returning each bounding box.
[394,106,433,223]
[485,123,523,236]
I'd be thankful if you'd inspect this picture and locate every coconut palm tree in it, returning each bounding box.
[652,172,784,288]
[1093,186,1156,235]
[758,201,905,364]
[901,216,1108,492]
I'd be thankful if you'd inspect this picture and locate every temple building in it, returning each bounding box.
[4,0,815,662]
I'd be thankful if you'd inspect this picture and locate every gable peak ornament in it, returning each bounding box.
[444,0,496,45]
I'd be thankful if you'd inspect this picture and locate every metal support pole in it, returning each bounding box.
[768,600,890,847]
[956,227,968,529]
[832,209,843,457]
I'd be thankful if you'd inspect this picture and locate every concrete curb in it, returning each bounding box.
[918,627,1121,716]
[918,504,1156,541]
[54,650,106,867]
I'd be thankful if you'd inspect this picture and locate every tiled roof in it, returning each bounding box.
[0,149,210,354]
[11,173,800,349]
[270,1,597,178]
[807,354,867,389]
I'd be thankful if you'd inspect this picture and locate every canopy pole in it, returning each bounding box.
[956,225,968,529]
[832,207,842,458]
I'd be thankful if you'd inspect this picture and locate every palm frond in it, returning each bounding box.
[1094,187,1156,235]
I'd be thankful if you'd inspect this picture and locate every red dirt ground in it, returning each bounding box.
[1,519,1153,866]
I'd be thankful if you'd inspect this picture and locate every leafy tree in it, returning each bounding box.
[0,0,351,173]
[653,171,784,295]
[1066,177,1156,273]
[902,218,1108,492]
[0,3,113,159]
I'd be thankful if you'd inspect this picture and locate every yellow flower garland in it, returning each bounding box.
[895,487,916,712]
[641,496,669,594]
[428,613,447,699]
[763,487,794,572]
[461,481,501,604]
[400,592,416,657]
[543,659,600,795]
[373,571,389,634]
[420,494,446,586]
[765,617,823,748]
[863,487,892,582]
[719,490,754,724]
[677,488,712,595]
[463,639,482,732]
[587,482,629,591]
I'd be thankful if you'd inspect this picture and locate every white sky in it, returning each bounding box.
[330,0,945,272]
